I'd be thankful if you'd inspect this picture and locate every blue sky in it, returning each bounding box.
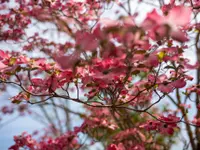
[0,92,44,150]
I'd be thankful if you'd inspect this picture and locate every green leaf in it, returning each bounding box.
[15,66,21,72]
[12,99,21,104]
[157,51,165,61]
[9,57,17,65]
[132,70,140,75]
[135,50,146,54]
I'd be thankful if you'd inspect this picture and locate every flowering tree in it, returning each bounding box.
[1,0,200,149]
